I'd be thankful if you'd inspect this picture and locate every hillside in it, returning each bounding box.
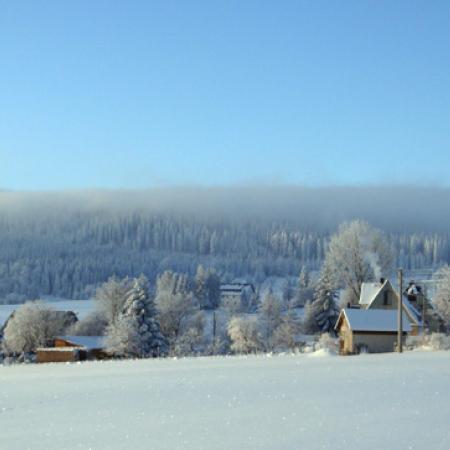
[1,187,450,301]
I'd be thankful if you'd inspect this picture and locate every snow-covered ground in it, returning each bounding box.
[0,299,95,328]
[0,352,448,450]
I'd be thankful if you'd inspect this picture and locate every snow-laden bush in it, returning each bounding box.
[407,333,450,351]
[2,301,68,353]
[314,333,339,355]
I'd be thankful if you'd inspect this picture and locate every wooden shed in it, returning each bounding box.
[335,309,411,355]
[37,336,107,363]
[36,347,87,363]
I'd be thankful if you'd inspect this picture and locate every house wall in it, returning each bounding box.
[221,293,246,312]
[352,332,403,353]
[337,319,354,354]
[37,349,86,363]
[369,286,397,310]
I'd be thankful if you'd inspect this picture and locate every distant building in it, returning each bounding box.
[335,309,411,354]
[220,283,255,311]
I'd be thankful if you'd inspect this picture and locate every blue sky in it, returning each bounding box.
[1,1,449,190]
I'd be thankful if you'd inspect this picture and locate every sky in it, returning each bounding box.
[1,1,450,190]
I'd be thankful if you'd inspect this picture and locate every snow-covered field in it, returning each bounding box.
[0,352,448,450]
[0,299,95,328]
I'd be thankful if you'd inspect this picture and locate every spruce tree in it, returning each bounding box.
[106,276,168,358]
[312,267,340,333]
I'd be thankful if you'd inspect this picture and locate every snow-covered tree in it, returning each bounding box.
[301,301,320,334]
[258,292,283,349]
[2,302,68,353]
[325,220,393,304]
[171,312,205,356]
[105,276,168,358]
[302,266,339,334]
[67,311,108,336]
[293,267,313,307]
[194,265,221,309]
[433,265,450,330]
[95,276,131,325]
[272,308,300,350]
[228,316,261,354]
[299,267,310,290]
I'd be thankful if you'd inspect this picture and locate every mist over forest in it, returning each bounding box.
[1,186,450,302]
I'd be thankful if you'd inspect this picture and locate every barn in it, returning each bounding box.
[335,308,411,354]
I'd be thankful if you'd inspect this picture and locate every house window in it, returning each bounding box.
[383,291,390,306]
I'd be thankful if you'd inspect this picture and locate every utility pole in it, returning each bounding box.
[397,268,403,353]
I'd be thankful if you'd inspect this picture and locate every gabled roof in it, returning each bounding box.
[335,309,411,333]
[56,335,105,350]
[359,281,386,306]
[359,279,422,326]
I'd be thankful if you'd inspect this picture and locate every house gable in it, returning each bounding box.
[360,280,421,327]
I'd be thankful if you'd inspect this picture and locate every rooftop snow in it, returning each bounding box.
[359,281,384,305]
[56,336,105,350]
[340,309,411,332]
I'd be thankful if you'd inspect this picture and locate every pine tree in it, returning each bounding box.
[302,266,340,334]
[106,276,168,358]
[311,267,340,333]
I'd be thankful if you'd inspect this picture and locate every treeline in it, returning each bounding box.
[1,207,450,301]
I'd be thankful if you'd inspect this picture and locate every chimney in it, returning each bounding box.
[380,277,385,284]
[407,280,418,304]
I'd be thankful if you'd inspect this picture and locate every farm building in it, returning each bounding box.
[335,308,411,354]
[37,335,107,363]
[220,283,255,311]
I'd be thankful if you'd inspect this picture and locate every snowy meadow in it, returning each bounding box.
[0,351,448,450]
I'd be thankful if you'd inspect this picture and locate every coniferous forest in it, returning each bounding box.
[1,187,450,301]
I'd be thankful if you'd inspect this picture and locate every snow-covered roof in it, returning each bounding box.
[56,336,105,350]
[36,347,82,352]
[337,309,411,333]
[402,301,422,325]
[220,283,254,293]
[359,281,386,306]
